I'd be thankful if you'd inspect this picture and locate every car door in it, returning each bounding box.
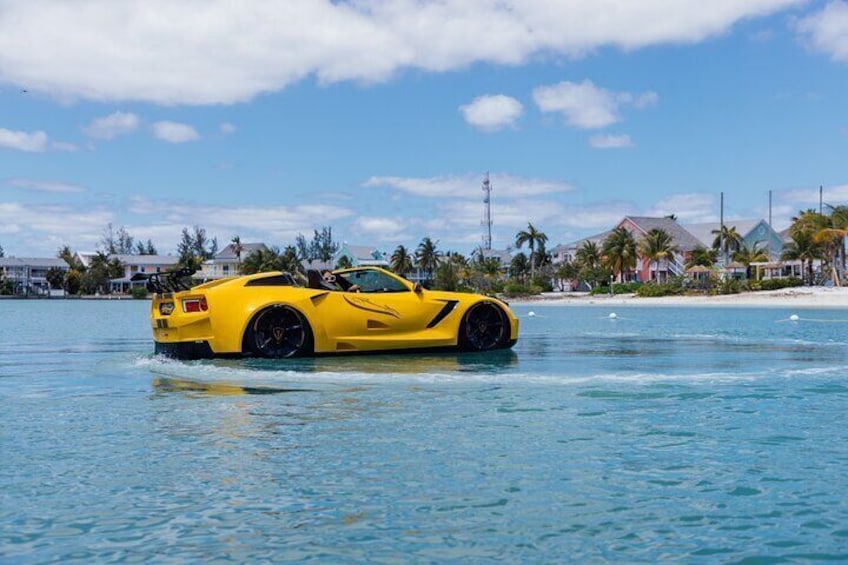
[315,270,446,349]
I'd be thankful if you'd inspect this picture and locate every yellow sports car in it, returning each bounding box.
[147,266,519,359]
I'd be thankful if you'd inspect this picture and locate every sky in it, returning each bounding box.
[1,0,847,258]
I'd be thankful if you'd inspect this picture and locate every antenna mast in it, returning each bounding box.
[482,173,492,250]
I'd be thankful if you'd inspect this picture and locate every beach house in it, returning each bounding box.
[108,254,181,293]
[200,242,268,280]
[0,257,69,296]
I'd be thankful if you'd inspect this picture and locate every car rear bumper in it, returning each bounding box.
[154,340,215,360]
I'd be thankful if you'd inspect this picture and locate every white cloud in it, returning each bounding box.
[83,112,139,139]
[0,0,802,105]
[0,202,115,254]
[780,183,848,205]
[7,178,86,194]
[51,141,79,152]
[220,122,237,134]
[0,128,48,152]
[351,216,414,243]
[648,193,719,222]
[363,173,573,199]
[128,196,355,246]
[589,133,634,149]
[796,1,848,62]
[459,95,523,131]
[152,121,200,143]
[533,80,658,129]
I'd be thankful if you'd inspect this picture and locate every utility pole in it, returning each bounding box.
[482,173,492,251]
[768,190,772,229]
[720,191,726,267]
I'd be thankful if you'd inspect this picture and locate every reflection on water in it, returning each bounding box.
[236,349,520,374]
[152,376,308,395]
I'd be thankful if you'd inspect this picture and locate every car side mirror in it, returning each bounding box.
[413,282,423,293]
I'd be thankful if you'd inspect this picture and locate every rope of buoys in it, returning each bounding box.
[776,314,848,323]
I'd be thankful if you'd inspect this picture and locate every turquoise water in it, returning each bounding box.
[2,300,848,563]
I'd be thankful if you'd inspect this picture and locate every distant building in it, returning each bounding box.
[683,219,784,260]
[334,244,389,268]
[479,248,512,267]
[109,254,181,293]
[552,216,796,285]
[620,216,703,281]
[200,243,268,280]
[551,231,610,265]
[0,257,69,295]
[74,251,182,293]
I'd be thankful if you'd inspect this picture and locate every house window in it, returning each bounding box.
[223,265,230,275]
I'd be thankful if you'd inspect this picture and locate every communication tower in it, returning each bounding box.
[482,173,492,250]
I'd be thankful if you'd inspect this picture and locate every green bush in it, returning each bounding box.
[636,280,685,297]
[130,286,149,299]
[501,282,544,297]
[590,281,642,295]
[759,277,803,291]
[714,277,742,295]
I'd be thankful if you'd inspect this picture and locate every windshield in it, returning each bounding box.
[336,270,409,293]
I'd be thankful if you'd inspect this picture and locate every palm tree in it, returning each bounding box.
[638,228,678,282]
[789,208,840,285]
[509,253,530,283]
[781,230,824,285]
[415,237,441,281]
[241,247,285,275]
[603,226,637,282]
[574,240,605,289]
[515,223,548,278]
[828,205,848,281]
[732,241,770,279]
[575,241,601,271]
[231,235,243,275]
[45,266,65,296]
[686,246,718,269]
[711,225,744,264]
[390,244,414,276]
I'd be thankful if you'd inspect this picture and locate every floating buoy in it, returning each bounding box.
[789,314,800,321]
[609,312,618,319]
[528,311,536,317]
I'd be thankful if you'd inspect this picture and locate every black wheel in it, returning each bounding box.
[459,302,509,351]
[246,306,312,358]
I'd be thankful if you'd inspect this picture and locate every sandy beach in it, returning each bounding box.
[512,286,848,309]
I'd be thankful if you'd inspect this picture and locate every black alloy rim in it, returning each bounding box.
[464,302,506,350]
[253,307,305,358]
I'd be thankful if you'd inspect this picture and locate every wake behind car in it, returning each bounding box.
[146,266,519,359]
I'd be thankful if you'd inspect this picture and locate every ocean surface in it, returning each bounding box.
[2,299,848,563]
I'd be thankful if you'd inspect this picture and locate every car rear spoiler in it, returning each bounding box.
[131,268,197,294]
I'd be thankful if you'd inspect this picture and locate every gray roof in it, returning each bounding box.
[342,244,384,261]
[624,216,704,252]
[215,243,268,260]
[683,219,765,248]
[560,229,612,251]
[481,248,512,263]
[111,254,180,266]
[0,257,69,268]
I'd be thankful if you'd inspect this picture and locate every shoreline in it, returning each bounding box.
[509,286,848,309]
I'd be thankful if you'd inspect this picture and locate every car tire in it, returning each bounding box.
[245,305,313,358]
[459,301,509,351]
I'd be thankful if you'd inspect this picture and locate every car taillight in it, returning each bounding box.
[182,297,208,313]
[159,302,175,315]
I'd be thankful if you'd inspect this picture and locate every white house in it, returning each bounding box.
[200,243,268,280]
[0,257,69,295]
[109,254,181,293]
